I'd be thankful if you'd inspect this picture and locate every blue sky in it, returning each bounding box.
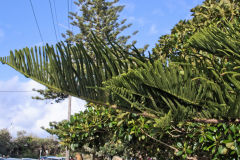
[0,0,204,137]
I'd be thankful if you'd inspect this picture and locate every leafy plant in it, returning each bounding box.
[174,122,240,159]
[1,1,240,159]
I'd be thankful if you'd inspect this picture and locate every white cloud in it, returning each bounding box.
[149,24,159,35]
[0,76,86,137]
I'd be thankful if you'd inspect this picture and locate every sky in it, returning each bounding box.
[0,0,204,137]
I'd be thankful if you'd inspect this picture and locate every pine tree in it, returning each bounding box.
[2,1,240,158]
[33,0,138,102]
[64,0,138,47]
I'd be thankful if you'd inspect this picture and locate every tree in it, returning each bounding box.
[64,0,137,46]
[44,18,240,159]
[33,0,139,102]
[45,105,163,159]
[0,129,64,158]
[10,131,64,158]
[1,0,240,159]
[0,129,11,156]
[1,24,239,158]
[152,0,240,62]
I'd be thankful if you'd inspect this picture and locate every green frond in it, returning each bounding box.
[104,60,213,120]
[0,36,147,107]
[189,19,240,118]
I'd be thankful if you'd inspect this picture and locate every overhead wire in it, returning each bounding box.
[1,2,65,93]
[48,0,59,41]
[29,0,44,44]
[2,1,43,93]
[52,0,61,39]
[0,91,33,92]
[70,0,73,32]
[67,0,70,29]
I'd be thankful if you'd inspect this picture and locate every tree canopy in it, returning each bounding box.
[0,129,63,158]
[64,0,137,46]
[33,0,140,103]
[1,0,240,159]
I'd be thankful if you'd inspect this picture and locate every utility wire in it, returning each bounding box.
[70,0,73,32]
[52,0,61,39]
[0,91,33,92]
[67,0,70,29]
[29,0,44,43]
[48,0,58,41]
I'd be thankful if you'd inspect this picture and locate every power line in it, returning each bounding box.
[70,0,73,32]
[67,0,70,29]
[0,91,33,92]
[52,0,61,39]
[48,0,58,41]
[29,0,44,43]
[70,0,72,12]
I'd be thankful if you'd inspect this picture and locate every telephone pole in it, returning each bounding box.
[66,95,71,160]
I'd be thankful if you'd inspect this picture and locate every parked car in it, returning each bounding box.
[22,158,32,160]
[41,157,65,160]
[40,157,48,160]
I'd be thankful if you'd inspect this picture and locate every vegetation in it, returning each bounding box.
[45,105,160,159]
[64,0,137,45]
[0,129,63,158]
[153,0,240,62]
[33,0,140,103]
[0,129,11,156]
[1,0,240,159]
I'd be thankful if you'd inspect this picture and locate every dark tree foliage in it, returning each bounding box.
[153,0,240,62]
[0,129,11,156]
[33,0,139,103]
[0,129,64,158]
[64,0,138,46]
[1,0,240,159]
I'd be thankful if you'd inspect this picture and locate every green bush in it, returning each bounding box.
[174,122,240,159]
